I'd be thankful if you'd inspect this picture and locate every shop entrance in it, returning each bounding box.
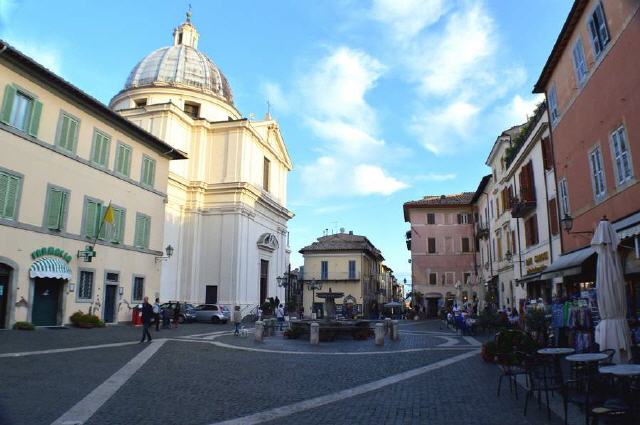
[32,278,63,326]
[104,284,118,323]
[0,264,10,328]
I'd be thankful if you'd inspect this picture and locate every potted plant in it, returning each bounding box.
[70,311,106,328]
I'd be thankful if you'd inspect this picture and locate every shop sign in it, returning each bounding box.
[31,246,72,263]
[525,251,549,274]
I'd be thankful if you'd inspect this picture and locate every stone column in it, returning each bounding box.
[310,322,320,345]
[375,323,385,346]
[255,320,264,342]
[391,320,400,341]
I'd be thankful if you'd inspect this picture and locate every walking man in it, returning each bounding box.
[233,305,242,336]
[140,296,153,343]
[153,298,161,331]
[276,304,285,331]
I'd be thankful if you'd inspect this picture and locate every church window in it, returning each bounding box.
[263,157,271,192]
[140,155,156,188]
[184,101,200,118]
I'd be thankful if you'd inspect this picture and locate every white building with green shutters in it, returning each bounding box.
[0,40,186,328]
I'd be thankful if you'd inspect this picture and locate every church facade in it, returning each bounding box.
[110,14,293,309]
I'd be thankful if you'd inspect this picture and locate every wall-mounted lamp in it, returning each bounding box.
[155,245,175,263]
[560,214,593,235]
[68,283,76,292]
[118,287,124,296]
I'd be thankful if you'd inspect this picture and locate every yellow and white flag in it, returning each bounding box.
[103,202,115,225]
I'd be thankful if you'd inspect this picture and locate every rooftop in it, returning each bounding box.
[299,232,384,260]
[403,192,475,221]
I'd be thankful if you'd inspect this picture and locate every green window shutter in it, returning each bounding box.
[134,214,144,247]
[84,200,98,237]
[28,99,42,137]
[141,159,148,185]
[91,133,100,163]
[123,147,131,176]
[0,174,19,219]
[58,115,70,150]
[115,145,123,174]
[100,136,110,166]
[97,204,108,240]
[46,189,64,230]
[1,85,17,124]
[112,209,125,243]
[143,216,150,248]
[68,119,78,152]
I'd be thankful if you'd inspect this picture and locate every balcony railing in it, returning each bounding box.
[510,196,536,218]
[476,223,489,239]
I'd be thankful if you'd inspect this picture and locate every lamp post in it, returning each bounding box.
[154,245,174,262]
[306,278,322,316]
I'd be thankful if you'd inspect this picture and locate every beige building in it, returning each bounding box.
[0,41,185,328]
[109,13,293,309]
[299,231,384,318]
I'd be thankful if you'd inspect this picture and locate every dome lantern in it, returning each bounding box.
[173,10,199,49]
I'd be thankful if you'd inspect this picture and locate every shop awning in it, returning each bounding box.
[29,257,72,279]
[516,272,543,284]
[540,246,596,280]
[614,211,640,240]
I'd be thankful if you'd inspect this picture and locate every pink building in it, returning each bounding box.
[404,193,477,317]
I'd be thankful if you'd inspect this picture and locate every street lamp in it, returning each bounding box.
[560,213,593,235]
[155,245,174,262]
[306,278,322,314]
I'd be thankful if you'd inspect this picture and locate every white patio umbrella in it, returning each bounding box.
[592,218,633,363]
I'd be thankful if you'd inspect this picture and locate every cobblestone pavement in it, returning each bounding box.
[0,321,575,425]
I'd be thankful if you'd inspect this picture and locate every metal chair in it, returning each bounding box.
[523,354,568,424]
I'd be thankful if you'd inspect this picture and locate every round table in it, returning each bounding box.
[538,347,575,355]
[565,353,609,362]
[599,364,640,376]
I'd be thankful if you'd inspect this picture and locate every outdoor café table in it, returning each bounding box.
[598,365,640,420]
[566,353,609,425]
[537,348,575,384]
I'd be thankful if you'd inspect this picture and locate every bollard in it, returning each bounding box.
[311,312,317,320]
[310,322,320,345]
[375,323,385,346]
[391,320,400,341]
[255,320,264,342]
[384,318,392,335]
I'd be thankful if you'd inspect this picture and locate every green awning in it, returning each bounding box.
[29,257,71,279]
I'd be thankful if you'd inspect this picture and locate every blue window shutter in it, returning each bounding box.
[1,84,17,124]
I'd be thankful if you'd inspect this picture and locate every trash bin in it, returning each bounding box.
[132,305,143,326]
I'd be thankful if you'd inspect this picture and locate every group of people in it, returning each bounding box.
[138,297,182,343]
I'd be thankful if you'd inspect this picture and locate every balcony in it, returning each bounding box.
[476,223,489,239]
[511,197,536,218]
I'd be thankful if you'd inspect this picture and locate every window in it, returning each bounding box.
[1,85,42,136]
[0,170,21,220]
[184,102,200,118]
[99,206,125,243]
[490,200,494,219]
[44,186,68,231]
[519,161,536,202]
[463,272,471,285]
[588,2,609,58]
[140,155,156,188]
[541,137,553,171]
[548,84,559,123]
[134,213,151,249]
[55,112,79,153]
[559,178,570,217]
[572,38,588,86]
[133,276,144,302]
[461,237,471,253]
[548,198,559,236]
[106,272,119,282]
[610,126,633,185]
[78,270,94,300]
[134,98,147,107]
[427,213,435,225]
[427,238,436,254]
[511,230,517,253]
[589,147,606,199]
[457,213,469,224]
[445,272,454,285]
[263,157,271,192]
[114,143,132,177]
[83,198,103,238]
[90,130,111,167]
[321,261,328,280]
[348,260,356,279]
[497,234,503,260]
[524,214,539,247]
[429,273,437,285]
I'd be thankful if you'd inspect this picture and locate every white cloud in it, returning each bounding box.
[370,0,448,41]
[353,164,409,195]
[414,173,456,182]
[506,94,545,124]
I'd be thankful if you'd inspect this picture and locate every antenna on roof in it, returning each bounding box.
[265,100,272,120]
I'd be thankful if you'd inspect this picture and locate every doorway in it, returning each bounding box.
[426,298,439,318]
[205,285,218,304]
[260,260,269,304]
[0,264,10,328]
[104,285,117,323]
[32,278,62,326]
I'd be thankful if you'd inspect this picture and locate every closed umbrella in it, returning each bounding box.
[592,218,633,363]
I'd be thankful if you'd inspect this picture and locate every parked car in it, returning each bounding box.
[194,304,231,324]
[159,302,197,323]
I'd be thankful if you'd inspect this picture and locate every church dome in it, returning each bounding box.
[124,13,233,105]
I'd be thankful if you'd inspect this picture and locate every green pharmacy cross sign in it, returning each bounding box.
[77,245,96,263]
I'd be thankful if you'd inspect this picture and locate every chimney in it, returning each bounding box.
[340,227,345,233]
[349,230,353,235]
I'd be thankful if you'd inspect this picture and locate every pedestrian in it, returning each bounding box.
[162,307,171,329]
[173,301,181,328]
[274,296,280,309]
[257,306,263,322]
[139,296,153,343]
[276,304,285,331]
[298,306,304,320]
[233,305,242,336]
[153,298,161,331]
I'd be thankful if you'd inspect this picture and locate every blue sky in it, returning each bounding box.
[0,0,573,283]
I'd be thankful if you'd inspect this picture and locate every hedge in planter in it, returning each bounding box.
[70,311,105,328]
[13,321,35,331]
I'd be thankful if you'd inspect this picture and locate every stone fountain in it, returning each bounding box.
[315,288,344,320]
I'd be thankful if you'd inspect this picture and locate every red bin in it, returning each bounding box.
[132,306,143,326]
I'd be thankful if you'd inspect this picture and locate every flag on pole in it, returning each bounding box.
[103,202,115,225]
